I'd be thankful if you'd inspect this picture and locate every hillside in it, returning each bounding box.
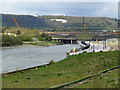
[2,14,47,29]
[1,14,118,31]
[67,68,119,88]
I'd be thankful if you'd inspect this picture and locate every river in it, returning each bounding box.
[1,44,80,74]
[1,38,117,74]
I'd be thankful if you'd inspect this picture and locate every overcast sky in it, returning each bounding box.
[0,1,118,18]
[0,0,119,2]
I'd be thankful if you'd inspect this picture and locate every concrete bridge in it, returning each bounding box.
[50,31,119,44]
[52,37,77,44]
[51,33,77,44]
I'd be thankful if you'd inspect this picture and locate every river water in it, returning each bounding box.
[1,44,80,73]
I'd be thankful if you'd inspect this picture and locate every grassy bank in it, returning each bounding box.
[71,69,119,88]
[23,41,61,46]
[2,51,119,88]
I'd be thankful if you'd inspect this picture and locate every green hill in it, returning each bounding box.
[2,14,47,29]
[1,14,118,31]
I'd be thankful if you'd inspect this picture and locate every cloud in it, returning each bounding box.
[93,3,118,17]
[0,2,118,18]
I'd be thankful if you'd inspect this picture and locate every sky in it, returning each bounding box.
[0,0,119,18]
[0,0,119,2]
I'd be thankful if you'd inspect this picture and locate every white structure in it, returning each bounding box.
[2,33,17,36]
[50,19,67,23]
[69,41,110,56]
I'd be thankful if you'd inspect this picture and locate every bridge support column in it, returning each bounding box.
[71,40,73,44]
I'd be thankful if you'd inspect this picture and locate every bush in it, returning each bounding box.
[82,51,87,53]
[57,73,62,76]
[49,60,54,65]
[100,50,103,52]
[34,34,43,41]
[2,34,23,46]
[18,35,33,41]
[41,33,52,41]
[33,33,51,41]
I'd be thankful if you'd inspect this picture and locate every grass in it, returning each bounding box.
[70,69,119,88]
[0,78,1,89]
[26,41,60,46]
[2,51,119,88]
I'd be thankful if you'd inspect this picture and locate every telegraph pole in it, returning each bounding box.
[103,31,107,49]
[93,31,95,52]
[82,16,87,32]
[104,31,107,49]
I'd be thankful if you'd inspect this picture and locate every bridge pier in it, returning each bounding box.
[71,40,73,44]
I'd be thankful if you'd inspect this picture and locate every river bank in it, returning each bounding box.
[1,41,61,49]
[67,68,119,88]
[2,51,119,88]
[23,41,61,46]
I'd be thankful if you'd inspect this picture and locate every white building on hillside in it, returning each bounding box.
[50,19,67,23]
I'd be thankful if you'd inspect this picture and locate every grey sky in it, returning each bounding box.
[0,2,118,18]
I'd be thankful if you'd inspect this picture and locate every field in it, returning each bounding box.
[2,51,119,88]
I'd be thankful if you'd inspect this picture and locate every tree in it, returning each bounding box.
[16,30,21,35]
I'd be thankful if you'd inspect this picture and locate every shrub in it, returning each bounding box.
[49,60,54,65]
[57,73,62,76]
[41,33,52,41]
[34,34,43,41]
[2,34,23,46]
[33,33,51,41]
[18,35,33,41]
[100,50,103,52]
[82,51,87,53]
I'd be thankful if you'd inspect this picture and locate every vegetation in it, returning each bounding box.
[2,51,119,88]
[18,35,33,41]
[49,60,55,65]
[71,69,119,88]
[1,34,23,46]
[2,27,52,41]
[2,14,46,29]
[1,14,118,31]
[1,27,55,46]
[29,41,60,46]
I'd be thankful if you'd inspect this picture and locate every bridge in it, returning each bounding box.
[51,33,77,44]
[48,31,119,44]
[52,37,77,44]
